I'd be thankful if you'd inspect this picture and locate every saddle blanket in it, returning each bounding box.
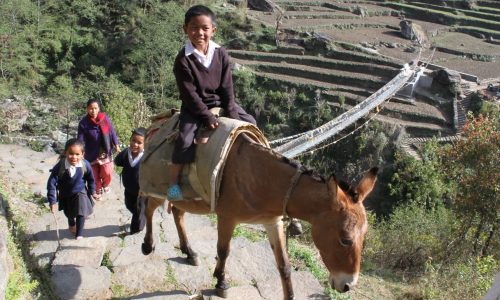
[139,109,269,211]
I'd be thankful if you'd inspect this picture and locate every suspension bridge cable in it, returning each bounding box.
[273,64,417,158]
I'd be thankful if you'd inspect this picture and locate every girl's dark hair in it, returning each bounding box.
[86,99,101,108]
[131,127,147,138]
[185,5,216,26]
[64,138,85,152]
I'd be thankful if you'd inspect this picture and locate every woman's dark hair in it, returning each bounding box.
[86,99,101,108]
[131,127,147,138]
[64,138,85,152]
[184,5,216,26]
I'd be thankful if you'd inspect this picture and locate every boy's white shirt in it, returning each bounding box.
[127,148,144,168]
[64,159,83,178]
[185,40,220,68]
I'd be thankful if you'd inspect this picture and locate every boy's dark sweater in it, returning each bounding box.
[114,149,140,195]
[173,47,240,127]
[46,160,95,205]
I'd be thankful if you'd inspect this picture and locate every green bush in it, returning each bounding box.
[389,139,454,209]
[420,255,497,299]
[101,76,151,143]
[365,202,457,274]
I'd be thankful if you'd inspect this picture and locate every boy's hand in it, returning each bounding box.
[115,145,120,153]
[208,122,219,130]
[50,204,57,214]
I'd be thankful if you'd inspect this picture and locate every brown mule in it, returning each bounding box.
[141,135,378,299]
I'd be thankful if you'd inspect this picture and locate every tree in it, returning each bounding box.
[125,2,184,110]
[440,114,499,256]
[0,0,46,95]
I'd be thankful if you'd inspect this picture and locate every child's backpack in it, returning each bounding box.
[52,160,94,205]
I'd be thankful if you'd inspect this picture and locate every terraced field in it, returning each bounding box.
[233,0,499,138]
[230,49,455,136]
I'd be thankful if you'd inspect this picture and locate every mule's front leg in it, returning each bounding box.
[172,206,200,266]
[213,217,236,298]
[142,197,163,255]
[264,221,295,300]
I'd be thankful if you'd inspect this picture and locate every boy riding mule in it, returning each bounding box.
[140,116,378,298]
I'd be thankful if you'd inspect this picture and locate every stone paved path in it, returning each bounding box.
[0,144,328,300]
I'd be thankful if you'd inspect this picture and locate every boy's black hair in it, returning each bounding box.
[64,138,85,152]
[86,98,101,108]
[185,5,216,26]
[131,127,147,138]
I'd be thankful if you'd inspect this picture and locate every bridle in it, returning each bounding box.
[282,164,304,249]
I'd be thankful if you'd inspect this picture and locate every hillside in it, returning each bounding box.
[0,1,498,299]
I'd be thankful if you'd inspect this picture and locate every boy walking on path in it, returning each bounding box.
[168,5,256,200]
[114,128,147,234]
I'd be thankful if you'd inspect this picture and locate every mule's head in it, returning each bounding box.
[311,167,378,293]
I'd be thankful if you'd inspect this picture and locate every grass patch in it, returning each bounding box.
[5,233,39,299]
[207,213,217,226]
[164,261,181,289]
[101,251,113,272]
[232,225,266,242]
[1,176,59,299]
[288,239,351,299]
[159,228,166,243]
[110,283,128,299]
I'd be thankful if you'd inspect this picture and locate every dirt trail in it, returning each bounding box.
[0,144,328,300]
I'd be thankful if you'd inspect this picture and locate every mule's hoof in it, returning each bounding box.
[216,287,228,298]
[141,243,155,255]
[187,256,200,266]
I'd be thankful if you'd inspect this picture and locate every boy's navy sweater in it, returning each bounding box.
[47,159,95,205]
[114,148,140,195]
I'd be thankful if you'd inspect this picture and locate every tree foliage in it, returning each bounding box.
[389,139,454,209]
[440,114,499,256]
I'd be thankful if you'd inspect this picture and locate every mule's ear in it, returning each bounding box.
[327,174,337,198]
[327,175,345,209]
[354,167,378,203]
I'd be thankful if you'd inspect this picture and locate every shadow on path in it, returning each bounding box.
[33,225,122,241]
[129,290,190,299]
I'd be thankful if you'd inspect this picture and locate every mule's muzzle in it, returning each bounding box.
[343,283,351,292]
[330,273,358,293]
[330,280,350,293]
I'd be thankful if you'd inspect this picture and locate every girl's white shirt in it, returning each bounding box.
[127,148,144,168]
[185,40,220,68]
[65,159,83,178]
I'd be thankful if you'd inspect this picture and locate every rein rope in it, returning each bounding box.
[282,164,304,250]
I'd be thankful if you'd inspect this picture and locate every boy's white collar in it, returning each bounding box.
[128,148,143,168]
[184,40,220,57]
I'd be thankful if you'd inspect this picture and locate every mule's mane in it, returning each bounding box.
[247,141,325,183]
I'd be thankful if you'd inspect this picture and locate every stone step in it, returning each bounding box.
[400,142,422,160]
